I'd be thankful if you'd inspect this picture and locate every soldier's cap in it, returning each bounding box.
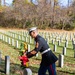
[28,27,37,34]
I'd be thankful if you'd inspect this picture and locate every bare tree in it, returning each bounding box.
[3,0,75,30]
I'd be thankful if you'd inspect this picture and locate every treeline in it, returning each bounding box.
[0,0,75,30]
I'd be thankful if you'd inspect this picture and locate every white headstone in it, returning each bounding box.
[62,47,66,55]
[59,54,64,68]
[27,44,30,52]
[54,44,57,52]
[16,40,18,48]
[5,56,10,75]
[23,68,32,75]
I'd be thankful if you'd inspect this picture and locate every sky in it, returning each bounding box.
[59,0,73,7]
[5,0,13,3]
[59,0,68,6]
[1,0,72,6]
[1,0,13,5]
[6,0,13,4]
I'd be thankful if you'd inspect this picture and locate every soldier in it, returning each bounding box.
[25,27,58,75]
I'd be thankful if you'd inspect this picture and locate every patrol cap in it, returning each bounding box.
[28,27,37,34]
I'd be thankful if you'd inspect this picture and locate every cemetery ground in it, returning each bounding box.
[0,29,75,75]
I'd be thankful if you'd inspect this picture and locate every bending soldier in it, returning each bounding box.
[25,27,58,75]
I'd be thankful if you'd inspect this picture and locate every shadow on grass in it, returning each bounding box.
[0,59,5,74]
[57,70,75,75]
[29,65,38,73]
[0,70,5,73]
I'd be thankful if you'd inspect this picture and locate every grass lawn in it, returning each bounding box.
[0,32,75,75]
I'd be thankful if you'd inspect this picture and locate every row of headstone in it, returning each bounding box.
[1,31,75,47]
[9,31,28,37]
[0,33,35,59]
[0,31,75,56]
[54,43,75,58]
[0,34,20,49]
[0,31,75,57]
[54,44,66,55]
[2,30,75,40]
[0,31,34,45]
[0,33,32,52]
[52,39,69,48]
[5,33,71,43]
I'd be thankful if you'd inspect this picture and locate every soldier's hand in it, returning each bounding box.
[23,52,27,56]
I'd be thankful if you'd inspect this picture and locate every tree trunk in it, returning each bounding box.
[0,0,1,6]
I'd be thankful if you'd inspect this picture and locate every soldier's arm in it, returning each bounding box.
[26,40,42,58]
[26,50,37,58]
